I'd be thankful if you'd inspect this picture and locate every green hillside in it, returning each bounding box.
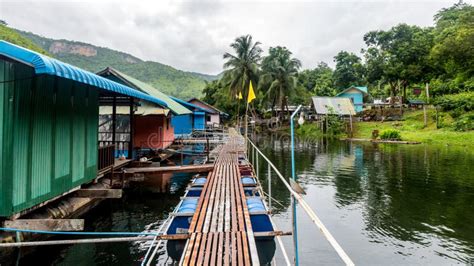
[0,25,49,55]
[15,30,218,99]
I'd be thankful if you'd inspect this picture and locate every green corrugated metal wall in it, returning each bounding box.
[0,58,99,216]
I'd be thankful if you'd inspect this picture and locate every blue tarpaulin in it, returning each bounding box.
[0,41,168,107]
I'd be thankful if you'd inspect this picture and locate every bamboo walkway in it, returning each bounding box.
[181,130,260,265]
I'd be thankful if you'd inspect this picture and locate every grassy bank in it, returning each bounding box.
[353,110,474,147]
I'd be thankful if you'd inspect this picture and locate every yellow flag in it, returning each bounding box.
[247,81,256,103]
[238,91,243,100]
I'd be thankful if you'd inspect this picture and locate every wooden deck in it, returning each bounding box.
[181,132,260,265]
[97,158,132,177]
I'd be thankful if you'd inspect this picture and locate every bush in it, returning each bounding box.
[379,129,401,140]
[326,115,345,135]
[453,113,474,132]
[431,112,454,128]
[435,92,474,112]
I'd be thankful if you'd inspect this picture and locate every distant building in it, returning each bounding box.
[311,97,356,116]
[97,67,190,150]
[170,97,213,136]
[336,86,369,112]
[187,98,228,128]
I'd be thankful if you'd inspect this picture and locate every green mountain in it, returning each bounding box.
[0,25,49,55]
[13,29,219,99]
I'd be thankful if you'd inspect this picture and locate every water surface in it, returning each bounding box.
[253,135,474,265]
[19,137,474,265]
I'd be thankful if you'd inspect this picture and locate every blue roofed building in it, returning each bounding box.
[170,96,214,136]
[336,86,369,112]
[0,41,168,217]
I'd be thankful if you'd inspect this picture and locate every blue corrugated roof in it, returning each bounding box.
[336,85,369,96]
[170,96,213,113]
[354,86,368,93]
[0,41,168,107]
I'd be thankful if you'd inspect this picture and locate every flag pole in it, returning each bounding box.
[244,98,249,142]
[244,81,256,144]
[235,97,240,131]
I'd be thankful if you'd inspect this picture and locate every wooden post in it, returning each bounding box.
[349,114,353,138]
[325,115,328,134]
[436,106,439,129]
[73,189,122,198]
[425,83,430,104]
[206,137,210,162]
[423,104,427,127]
[112,95,117,153]
[4,219,84,231]
[129,97,134,159]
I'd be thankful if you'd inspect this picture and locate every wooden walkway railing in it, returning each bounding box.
[181,133,260,265]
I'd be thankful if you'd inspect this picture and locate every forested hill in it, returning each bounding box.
[11,29,219,99]
[0,25,49,55]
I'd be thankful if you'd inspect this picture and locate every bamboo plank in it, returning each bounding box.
[236,231,244,266]
[231,231,237,265]
[189,233,202,266]
[217,231,224,266]
[181,134,259,266]
[203,232,213,265]
[224,231,230,266]
[196,233,207,265]
[210,231,219,265]
[182,233,196,265]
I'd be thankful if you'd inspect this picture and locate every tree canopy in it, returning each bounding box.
[203,2,473,118]
[333,51,365,90]
[259,46,301,117]
[221,35,262,98]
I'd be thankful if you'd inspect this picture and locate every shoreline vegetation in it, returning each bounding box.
[294,110,474,148]
[202,2,473,149]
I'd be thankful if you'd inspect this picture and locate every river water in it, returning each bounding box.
[19,136,474,265]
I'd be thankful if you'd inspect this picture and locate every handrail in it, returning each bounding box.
[247,138,355,266]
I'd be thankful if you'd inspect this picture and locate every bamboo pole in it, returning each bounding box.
[0,234,189,248]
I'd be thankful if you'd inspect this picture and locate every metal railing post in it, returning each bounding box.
[256,151,259,179]
[268,163,272,211]
[252,144,255,166]
[291,105,302,266]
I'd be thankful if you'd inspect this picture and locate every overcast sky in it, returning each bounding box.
[0,0,467,74]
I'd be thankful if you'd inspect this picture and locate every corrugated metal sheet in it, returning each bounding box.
[311,97,356,116]
[0,41,168,107]
[193,112,206,130]
[336,86,368,96]
[0,58,99,216]
[97,67,191,115]
[172,114,193,136]
[170,96,213,113]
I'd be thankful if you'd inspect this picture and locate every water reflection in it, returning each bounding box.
[18,135,474,265]
[254,133,474,264]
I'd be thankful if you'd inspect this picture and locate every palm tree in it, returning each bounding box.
[221,35,262,98]
[260,46,301,119]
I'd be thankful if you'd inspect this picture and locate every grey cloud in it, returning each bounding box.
[0,0,460,74]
